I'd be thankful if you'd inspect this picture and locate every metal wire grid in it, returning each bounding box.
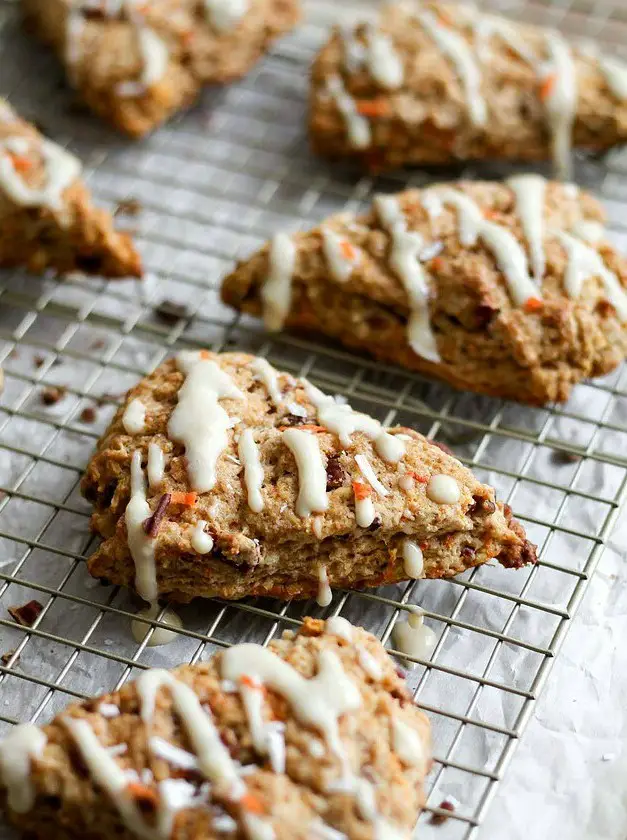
[1,0,627,837]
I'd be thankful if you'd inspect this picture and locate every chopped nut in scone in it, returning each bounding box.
[22,0,301,138]
[0,617,430,840]
[221,178,627,405]
[0,98,141,278]
[80,350,534,606]
[309,1,627,177]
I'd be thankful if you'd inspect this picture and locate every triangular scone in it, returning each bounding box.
[0,618,431,840]
[22,0,301,138]
[0,100,141,278]
[310,1,627,177]
[221,178,627,405]
[81,351,534,605]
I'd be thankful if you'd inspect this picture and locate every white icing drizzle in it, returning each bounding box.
[238,678,286,774]
[117,25,169,98]
[402,540,424,579]
[598,56,627,99]
[321,227,361,283]
[507,174,547,282]
[222,645,362,762]
[375,194,440,364]
[190,520,214,554]
[282,428,329,517]
[123,398,147,435]
[325,616,354,642]
[261,233,297,331]
[147,442,165,488]
[302,380,406,464]
[541,33,578,180]
[312,515,324,539]
[392,607,437,665]
[364,28,404,89]
[317,565,333,607]
[473,14,537,66]
[99,703,120,719]
[572,219,605,243]
[125,450,158,604]
[132,603,183,647]
[429,187,539,306]
[355,453,388,496]
[421,191,443,220]
[354,484,376,528]
[0,137,81,211]
[243,813,275,840]
[416,9,486,126]
[426,474,460,504]
[391,718,426,770]
[326,75,371,149]
[357,646,382,681]
[0,724,47,813]
[555,231,627,321]
[168,351,244,493]
[250,358,283,406]
[238,429,265,513]
[203,0,249,31]
[149,736,198,771]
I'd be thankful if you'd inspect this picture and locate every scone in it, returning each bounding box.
[0,99,141,278]
[0,617,431,840]
[309,1,627,177]
[22,0,301,137]
[221,177,627,405]
[81,350,535,607]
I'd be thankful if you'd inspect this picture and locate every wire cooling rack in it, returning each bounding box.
[2,0,627,837]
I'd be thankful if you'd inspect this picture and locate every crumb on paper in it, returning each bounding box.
[552,448,581,464]
[430,797,458,825]
[41,385,67,406]
[8,599,43,627]
[80,406,97,424]
[114,197,142,217]
[155,299,190,324]
[1,649,19,666]
[33,354,45,369]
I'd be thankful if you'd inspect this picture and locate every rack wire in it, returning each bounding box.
[1,0,627,837]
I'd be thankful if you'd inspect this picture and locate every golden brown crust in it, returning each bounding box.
[0,100,141,278]
[23,0,301,137]
[220,180,627,405]
[81,351,534,603]
[309,1,627,171]
[0,618,431,840]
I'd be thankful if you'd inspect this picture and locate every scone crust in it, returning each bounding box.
[0,100,141,278]
[81,351,534,603]
[221,181,627,405]
[309,1,627,171]
[0,618,431,840]
[23,0,301,137]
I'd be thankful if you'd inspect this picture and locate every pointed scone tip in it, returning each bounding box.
[0,617,430,840]
[0,99,141,279]
[81,350,535,606]
[309,1,627,177]
[221,178,627,405]
[22,0,301,137]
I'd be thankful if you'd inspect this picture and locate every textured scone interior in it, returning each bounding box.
[81,351,534,603]
[220,181,627,405]
[0,617,431,840]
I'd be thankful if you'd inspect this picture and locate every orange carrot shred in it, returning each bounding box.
[408,471,428,484]
[539,74,556,101]
[240,674,266,693]
[524,297,543,314]
[356,98,391,118]
[170,491,197,506]
[340,240,356,260]
[199,349,211,359]
[430,256,444,272]
[241,793,265,815]
[279,424,326,432]
[126,782,159,810]
[9,154,32,173]
[352,481,372,501]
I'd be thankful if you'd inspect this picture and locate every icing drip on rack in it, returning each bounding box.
[125,450,158,604]
[0,136,81,211]
[302,382,406,464]
[375,194,441,364]
[282,428,329,517]
[238,428,265,512]
[326,75,371,149]
[123,398,147,434]
[507,174,547,282]
[203,0,249,32]
[168,351,244,493]
[0,724,47,813]
[131,603,183,647]
[321,227,361,282]
[392,607,437,665]
[261,233,297,331]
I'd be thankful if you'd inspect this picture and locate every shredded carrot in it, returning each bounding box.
[483,209,500,220]
[199,349,211,360]
[241,793,265,815]
[352,480,372,501]
[539,73,556,101]
[524,296,543,314]
[419,541,428,551]
[356,98,391,118]
[430,256,444,272]
[340,240,357,260]
[9,154,32,173]
[170,491,197,506]
[408,471,428,484]
[126,782,159,810]
[240,674,266,693]
[279,424,326,432]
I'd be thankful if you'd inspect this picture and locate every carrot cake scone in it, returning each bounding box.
[81,350,534,607]
[309,1,627,177]
[0,99,141,278]
[22,0,301,137]
[221,178,627,405]
[0,617,431,840]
